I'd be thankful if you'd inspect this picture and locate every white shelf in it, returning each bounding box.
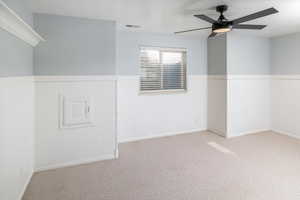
[0,0,45,46]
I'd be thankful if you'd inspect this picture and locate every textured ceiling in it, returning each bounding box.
[30,0,300,37]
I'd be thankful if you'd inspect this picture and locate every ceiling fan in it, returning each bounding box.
[175,5,279,38]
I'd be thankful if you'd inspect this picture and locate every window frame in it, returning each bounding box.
[139,46,187,94]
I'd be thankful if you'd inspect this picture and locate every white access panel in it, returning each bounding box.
[60,95,94,129]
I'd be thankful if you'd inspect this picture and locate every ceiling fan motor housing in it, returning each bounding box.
[214,4,232,32]
[216,5,228,14]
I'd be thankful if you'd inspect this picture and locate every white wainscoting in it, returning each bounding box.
[271,75,300,139]
[227,75,271,138]
[117,75,207,143]
[0,77,35,200]
[34,76,118,171]
[207,75,271,138]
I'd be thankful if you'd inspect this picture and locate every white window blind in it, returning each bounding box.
[140,47,187,92]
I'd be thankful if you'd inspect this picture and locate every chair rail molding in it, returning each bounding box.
[0,0,45,46]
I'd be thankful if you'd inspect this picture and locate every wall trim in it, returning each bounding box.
[227,75,270,80]
[0,76,34,83]
[0,75,273,82]
[34,75,117,82]
[227,129,271,138]
[4,75,296,82]
[116,74,207,80]
[271,75,300,80]
[34,154,116,172]
[19,171,33,200]
[0,0,45,46]
[272,129,300,140]
[119,128,205,143]
[208,75,271,80]
[116,75,139,80]
[207,129,226,138]
[207,75,227,80]
[208,129,271,138]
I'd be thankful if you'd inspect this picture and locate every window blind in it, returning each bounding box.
[140,47,187,92]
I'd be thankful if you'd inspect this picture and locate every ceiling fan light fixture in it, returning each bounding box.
[213,27,231,33]
[212,23,232,33]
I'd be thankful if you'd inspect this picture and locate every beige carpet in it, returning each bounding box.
[23,131,300,200]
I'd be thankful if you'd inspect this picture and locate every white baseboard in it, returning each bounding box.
[119,128,205,143]
[227,129,271,138]
[272,129,300,140]
[19,171,33,200]
[207,129,226,138]
[208,129,271,138]
[35,154,116,172]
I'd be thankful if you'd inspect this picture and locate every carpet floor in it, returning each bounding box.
[23,131,300,200]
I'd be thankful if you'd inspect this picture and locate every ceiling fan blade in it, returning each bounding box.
[174,27,211,34]
[232,24,267,30]
[208,32,217,38]
[194,15,217,24]
[232,7,278,24]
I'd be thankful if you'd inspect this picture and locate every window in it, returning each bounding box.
[140,47,187,93]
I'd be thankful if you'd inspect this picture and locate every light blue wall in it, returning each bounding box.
[271,32,300,75]
[227,33,270,75]
[207,34,227,75]
[116,31,207,75]
[34,14,116,75]
[0,0,33,77]
[207,33,271,75]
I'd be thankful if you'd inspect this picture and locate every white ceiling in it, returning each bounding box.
[30,0,300,37]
